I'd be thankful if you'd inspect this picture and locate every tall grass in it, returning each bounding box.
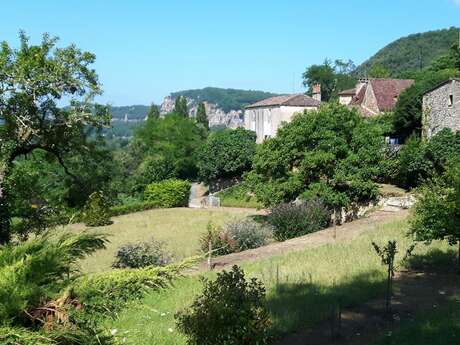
[107,218,451,345]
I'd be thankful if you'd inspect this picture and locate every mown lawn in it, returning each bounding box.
[73,207,260,273]
[106,217,452,345]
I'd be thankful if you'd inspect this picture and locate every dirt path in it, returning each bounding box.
[201,208,409,270]
[276,269,460,345]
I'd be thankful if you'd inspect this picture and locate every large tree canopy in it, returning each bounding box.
[245,103,386,209]
[197,128,256,183]
[0,32,110,243]
[302,59,356,102]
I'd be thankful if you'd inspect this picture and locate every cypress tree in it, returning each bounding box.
[196,102,209,130]
[174,96,189,117]
[147,104,160,120]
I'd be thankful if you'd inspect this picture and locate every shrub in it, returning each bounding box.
[199,222,234,256]
[216,184,263,209]
[224,219,273,251]
[71,258,195,319]
[144,179,191,208]
[132,154,178,193]
[83,191,113,227]
[267,200,331,241]
[109,201,158,217]
[176,265,271,345]
[0,232,106,324]
[112,238,172,269]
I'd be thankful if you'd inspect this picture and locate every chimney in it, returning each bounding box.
[312,83,321,102]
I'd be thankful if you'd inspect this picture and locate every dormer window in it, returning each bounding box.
[449,94,453,107]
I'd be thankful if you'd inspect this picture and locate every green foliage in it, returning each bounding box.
[144,179,191,208]
[147,104,160,120]
[216,184,263,209]
[109,200,158,217]
[246,103,384,209]
[175,265,271,345]
[195,102,208,130]
[0,232,106,325]
[112,238,172,269]
[267,201,331,241]
[410,162,460,266]
[133,154,178,192]
[83,192,112,227]
[0,32,110,243]
[197,128,256,182]
[174,96,189,117]
[72,259,193,318]
[396,129,460,188]
[134,114,206,179]
[224,219,273,252]
[171,87,278,113]
[302,59,356,101]
[356,27,459,76]
[199,222,233,256]
[371,240,397,313]
[393,68,459,139]
[368,63,391,78]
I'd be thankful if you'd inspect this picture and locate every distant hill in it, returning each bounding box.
[171,87,279,112]
[356,27,459,77]
[109,105,150,121]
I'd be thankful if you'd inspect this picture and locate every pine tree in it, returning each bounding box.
[174,96,189,117]
[147,104,160,120]
[196,102,209,130]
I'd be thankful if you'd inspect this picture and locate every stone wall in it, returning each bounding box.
[423,79,460,138]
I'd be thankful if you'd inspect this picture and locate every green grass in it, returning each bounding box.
[375,295,460,345]
[107,217,452,345]
[72,207,259,273]
[216,184,263,209]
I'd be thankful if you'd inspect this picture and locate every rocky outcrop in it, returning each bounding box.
[160,96,244,129]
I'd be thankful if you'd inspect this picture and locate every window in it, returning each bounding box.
[449,94,453,107]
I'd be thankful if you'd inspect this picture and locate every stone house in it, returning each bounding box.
[244,91,321,143]
[422,78,460,139]
[339,78,414,117]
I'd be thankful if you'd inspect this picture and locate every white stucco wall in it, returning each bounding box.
[339,95,353,105]
[245,105,318,143]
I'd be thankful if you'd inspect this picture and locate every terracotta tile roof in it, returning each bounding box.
[246,94,321,109]
[369,79,414,111]
[338,88,356,96]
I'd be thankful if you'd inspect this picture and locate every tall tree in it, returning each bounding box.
[302,59,356,101]
[174,96,188,117]
[196,102,208,130]
[0,32,109,243]
[146,103,160,120]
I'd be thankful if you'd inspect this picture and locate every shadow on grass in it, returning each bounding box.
[265,270,386,335]
[375,299,460,345]
[405,248,458,273]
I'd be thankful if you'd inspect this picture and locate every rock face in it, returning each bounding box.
[160,96,244,129]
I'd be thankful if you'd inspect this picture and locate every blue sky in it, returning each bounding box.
[1,0,459,105]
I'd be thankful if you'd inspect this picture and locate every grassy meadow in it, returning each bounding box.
[106,217,452,345]
[72,207,261,273]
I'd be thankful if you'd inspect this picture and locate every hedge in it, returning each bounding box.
[144,179,191,208]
